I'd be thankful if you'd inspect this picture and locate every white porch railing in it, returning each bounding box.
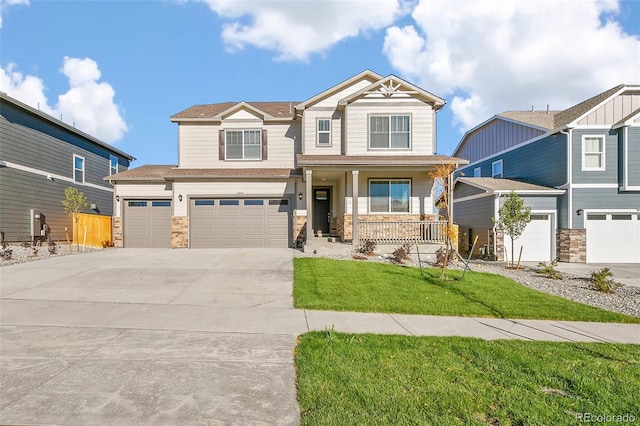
[358,221,448,244]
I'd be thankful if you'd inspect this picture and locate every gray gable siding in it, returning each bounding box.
[627,127,640,187]
[571,129,618,185]
[498,194,557,211]
[453,182,486,198]
[459,133,567,187]
[457,119,546,163]
[571,187,640,228]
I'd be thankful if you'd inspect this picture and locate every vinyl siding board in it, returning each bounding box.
[0,167,113,242]
[571,187,640,228]
[344,100,434,155]
[459,134,567,187]
[457,120,546,163]
[499,194,557,211]
[302,109,342,155]
[313,78,378,108]
[178,122,297,168]
[454,183,486,198]
[572,129,618,184]
[627,127,640,186]
[577,93,640,126]
[453,196,495,230]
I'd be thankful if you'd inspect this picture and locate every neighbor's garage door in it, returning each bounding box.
[503,214,553,262]
[124,200,172,248]
[190,198,290,248]
[586,212,640,263]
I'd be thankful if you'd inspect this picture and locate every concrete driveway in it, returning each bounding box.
[0,248,306,425]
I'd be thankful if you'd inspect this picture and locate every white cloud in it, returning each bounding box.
[384,0,640,130]
[0,57,128,143]
[0,0,29,28]
[198,0,412,62]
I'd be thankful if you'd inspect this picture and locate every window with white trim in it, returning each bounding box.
[492,160,503,178]
[226,130,261,160]
[369,179,411,213]
[369,115,411,149]
[473,167,481,177]
[73,155,85,183]
[582,135,605,170]
[110,155,118,175]
[317,119,331,146]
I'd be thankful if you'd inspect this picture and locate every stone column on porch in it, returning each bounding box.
[351,170,359,246]
[305,169,313,250]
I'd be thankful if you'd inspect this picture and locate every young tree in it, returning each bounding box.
[496,191,531,268]
[428,163,458,278]
[61,187,88,250]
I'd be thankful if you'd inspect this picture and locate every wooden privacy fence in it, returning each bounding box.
[72,213,113,248]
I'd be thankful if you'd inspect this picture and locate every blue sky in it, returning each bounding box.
[1,0,639,167]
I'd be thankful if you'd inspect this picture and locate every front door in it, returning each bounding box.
[313,188,330,235]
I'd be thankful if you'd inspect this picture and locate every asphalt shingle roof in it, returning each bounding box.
[457,177,562,192]
[171,102,298,120]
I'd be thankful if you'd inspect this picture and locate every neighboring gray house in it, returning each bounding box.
[452,84,640,263]
[108,70,466,248]
[0,92,135,243]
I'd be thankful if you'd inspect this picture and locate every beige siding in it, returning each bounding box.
[114,183,173,217]
[344,100,434,155]
[302,108,343,155]
[578,93,640,125]
[178,122,298,168]
[344,171,434,215]
[172,181,296,216]
[313,78,377,108]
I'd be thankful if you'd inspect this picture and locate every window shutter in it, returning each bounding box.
[219,130,225,160]
[261,129,268,160]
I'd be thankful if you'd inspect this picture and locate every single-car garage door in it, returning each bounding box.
[586,212,640,263]
[503,213,553,262]
[190,198,290,248]
[124,200,172,248]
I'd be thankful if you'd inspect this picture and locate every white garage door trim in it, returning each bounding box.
[585,210,640,263]
[189,197,291,248]
[503,210,555,262]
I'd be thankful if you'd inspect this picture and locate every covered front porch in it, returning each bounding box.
[295,156,457,248]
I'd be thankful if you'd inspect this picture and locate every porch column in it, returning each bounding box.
[305,169,313,245]
[352,170,359,246]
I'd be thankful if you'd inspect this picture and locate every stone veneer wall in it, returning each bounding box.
[494,229,504,262]
[172,216,189,248]
[113,217,123,248]
[557,228,586,263]
[294,215,307,246]
[336,214,437,242]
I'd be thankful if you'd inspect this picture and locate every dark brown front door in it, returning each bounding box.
[313,188,330,235]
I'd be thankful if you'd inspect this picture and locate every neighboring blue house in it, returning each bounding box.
[451,84,640,263]
[0,93,135,243]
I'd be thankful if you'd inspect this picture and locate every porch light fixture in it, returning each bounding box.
[298,193,303,201]
[576,209,583,216]
[115,195,120,202]
[179,194,183,202]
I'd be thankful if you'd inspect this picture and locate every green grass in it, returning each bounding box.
[296,332,640,425]
[294,258,639,323]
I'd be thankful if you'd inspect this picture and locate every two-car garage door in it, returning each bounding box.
[190,198,290,248]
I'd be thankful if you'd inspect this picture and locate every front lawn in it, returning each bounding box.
[293,258,638,323]
[296,332,640,425]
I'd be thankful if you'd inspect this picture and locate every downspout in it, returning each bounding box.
[560,128,573,228]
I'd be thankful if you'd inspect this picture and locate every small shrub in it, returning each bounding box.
[0,241,12,261]
[590,268,618,293]
[356,240,377,256]
[391,242,413,264]
[48,241,57,255]
[537,258,563,280]
[102,240,115,248]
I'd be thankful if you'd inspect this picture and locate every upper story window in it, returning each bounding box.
[73,154,85,184]
[582,135,605,171]
[473,167,481,177]
[369,179,411,213]
[369,115,411,149]
[492,160,503,178]
[317,119,331,146]
[110,155,118,175]
[226,130,261,160]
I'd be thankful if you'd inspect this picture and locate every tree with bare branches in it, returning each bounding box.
[428,163,459,278]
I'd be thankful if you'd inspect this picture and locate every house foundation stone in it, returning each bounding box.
[557,228,586,263]
[113,217,123,248]
[172,216,189,248]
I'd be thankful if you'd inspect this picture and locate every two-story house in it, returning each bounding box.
[107,70,467,249]
[0,93,134,243]
[451,84,640,263]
